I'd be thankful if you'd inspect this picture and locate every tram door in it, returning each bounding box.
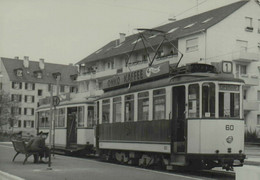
[172,86,186,153]
[67,107,77,147]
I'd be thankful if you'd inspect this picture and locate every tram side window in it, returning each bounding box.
[188,84,200,118]
[219,92,240,118]
[39,111,50,128]
[113,97,122,123]
[102,99,110,123]
[77,106,84,127]
[58,108,65,127]
[153,89,166,120]
[125,95,134,122]
[138,92,149,121]
[202,83,215,118]
[87,106,95,127]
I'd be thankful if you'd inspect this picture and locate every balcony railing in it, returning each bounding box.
[235,73,259,86]
[243,100,259,111]
[232,52,260,62]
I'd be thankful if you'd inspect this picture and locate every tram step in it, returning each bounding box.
[170,162,188,166]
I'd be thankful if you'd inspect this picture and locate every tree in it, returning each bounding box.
[0,90,20,132]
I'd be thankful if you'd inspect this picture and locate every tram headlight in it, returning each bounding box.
[226,136,233,144]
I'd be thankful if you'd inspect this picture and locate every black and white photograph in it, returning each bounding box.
[0,0,260,179]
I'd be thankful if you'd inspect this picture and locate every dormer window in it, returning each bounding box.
[34,71,42,79]
[14,69,23,77]
[245,17,253,32]
[167,27,179,33]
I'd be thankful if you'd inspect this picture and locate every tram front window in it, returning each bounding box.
[202,83,215,118]
[219,92,240,118]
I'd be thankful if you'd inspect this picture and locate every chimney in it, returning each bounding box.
[14,56,19,59]
[39,58,45,70]
[119,33,126,44]
[23,56,29,68]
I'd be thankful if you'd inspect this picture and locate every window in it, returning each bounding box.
[245,17,253,31]
[18,120,21,127]
[24,108,34,116]
[23,120,34,128]
[36,72,42,79]
[70,86,77,93]
[258,19,260,33]
[48,84,52,92]
[202,83,215,118]
[125,95,134,122]
[39,111,50,127]
[102,99,110,123]
[38,89,43,96]
[257,115,260,125]
[57,108,65,127]
[25,95,34,103]
[77,106,84,127]
[11,94,22,102]
[258,91,260,101]
[0,82,2,90]
[87,106,95,127]
[219,84,240,118]
[25,83,35,90]
[186,37,198,52]
[153,89,166,120]
[188,84,200,118]
[16,69,23,77]
[12,82,22,89]
[244,89,247,100]
[138,92,149,121]
[113,97,122,123]
[60,85,65,93]
[236,64,247,75]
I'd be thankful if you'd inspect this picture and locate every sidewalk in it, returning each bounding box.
[244,145,260,166]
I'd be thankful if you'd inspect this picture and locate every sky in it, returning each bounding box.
[0,0,240,65]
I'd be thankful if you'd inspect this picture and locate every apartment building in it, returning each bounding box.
[76,0,260,132]
[0,57,78,134]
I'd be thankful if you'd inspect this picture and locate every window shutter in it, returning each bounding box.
[32,96,35,103]
[31,121,34,128]
[18,120,21,127]
[12,82,14,89]
[19,108,21,115]
[25,95,27,102]
[24,108,27,115]
[19,82,22,89]
[24,121,26,128]
[32,109,34,115]
[11,94,14,101]
[25,83,28,89]
[33,83,35,90]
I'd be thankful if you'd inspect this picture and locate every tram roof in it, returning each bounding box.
[99,73,244,99]
[36,98,95,111]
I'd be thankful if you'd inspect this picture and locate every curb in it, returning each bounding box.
[0,170,25,180]
[244,160,260,166]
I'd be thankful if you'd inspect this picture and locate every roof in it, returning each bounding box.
[1,57,78,85]
[77,0,248,65]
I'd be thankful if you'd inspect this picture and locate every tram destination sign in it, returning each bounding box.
[103,62,169,90]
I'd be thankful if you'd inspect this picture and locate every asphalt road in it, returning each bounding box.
[0,142,204,180]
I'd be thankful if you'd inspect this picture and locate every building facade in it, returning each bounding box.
[0,57,78,135]
[76,0,260,133]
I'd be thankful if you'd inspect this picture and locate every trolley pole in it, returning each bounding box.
[53,74,60,157]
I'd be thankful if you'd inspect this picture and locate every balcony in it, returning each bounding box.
[235,73,259,86]
[123,54,179,72]
[232,52,260,63]
[243,100,259,111]
[77,69,117,81]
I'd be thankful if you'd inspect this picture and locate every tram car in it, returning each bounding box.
[36,98,96,154]
[96,61,245,170]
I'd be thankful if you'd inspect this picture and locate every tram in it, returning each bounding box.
[96,61,246,170]
[36,97,96,154]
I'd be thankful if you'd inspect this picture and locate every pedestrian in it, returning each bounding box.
[26,131,50,163]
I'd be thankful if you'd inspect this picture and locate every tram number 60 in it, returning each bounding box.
[225,125,234,131]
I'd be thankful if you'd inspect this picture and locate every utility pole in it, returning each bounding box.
[53,74,60,157]
[47,85,53,170]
